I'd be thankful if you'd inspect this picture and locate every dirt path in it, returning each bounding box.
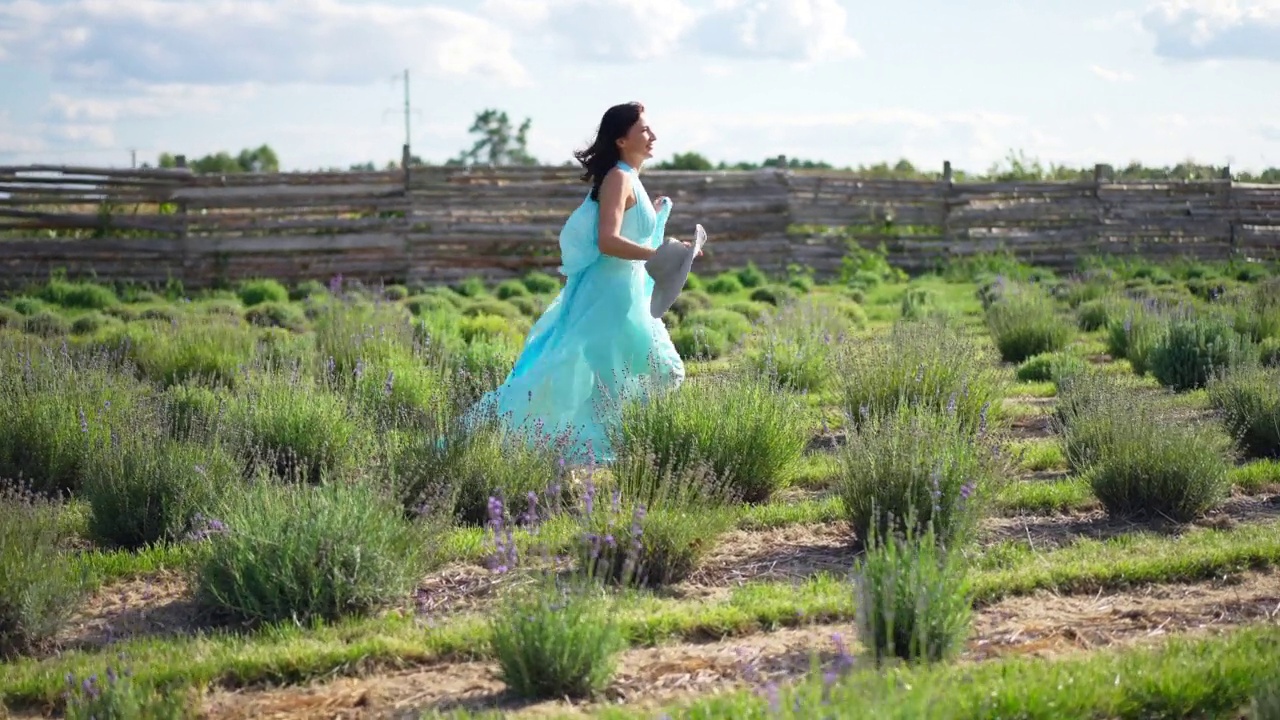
[200,569,1280,719]
[55,492,1280,655]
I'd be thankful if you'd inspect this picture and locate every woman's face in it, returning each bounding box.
[617,113,656,160]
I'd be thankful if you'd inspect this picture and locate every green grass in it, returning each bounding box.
[581,626,1280,720]
[8,517,1280,710]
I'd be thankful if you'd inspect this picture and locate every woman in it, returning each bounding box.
[464,102,694,465]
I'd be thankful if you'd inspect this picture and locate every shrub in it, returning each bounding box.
[462,297,522,321]
[63,663,194,720]
[312,298,414,376]
[1232,278,1280,342]
[724,300,771,323]
[10,296,48,315]
[1262,337,1280,367]
[744,300,855,392]
[404,293,458,318]
[458,314,525,344]
[494,279,530,300]
[684,308,752,344]
[505,294,542,318]
[381,284,409,302]
[244,301,306,331]
[225,373,365,483]
[236,279,288,307]
[522,270,560,294]
[401,420,563,526]
[1077,298,1118,331]
[0,482,87,658]
[1015,351,1087,383]
[670,325,729,360]
[705,272,744,294]
[575,491,734,588]
[611,373,807,504]
[24,310,70,337]
[750,283,799,306]
[192,479,435,626]
[194,299,243,319]
[39,279,119,310]
[1063,391,1233,521]
[1053,369,1128,471]
[347,352,447,430]
[853,520,972,665]
[453,276,488,298]
[0,350,145,496]
[900,287,937,321]
[1106,306,1165,374]
[985,289,1074,363]
[0,305,21,328]
[288,279,328,301]
[836,316,1007,433]
[667,289,714,319]
[70,311,113,335]
[160,383,223,441]
[1148,312,1253,391]
[488,575,624,700]
[736,262,768,289]
[127,320,256,388]
[836,403,1003,548]
[81,436,241,550]
[1208,365,1280,459]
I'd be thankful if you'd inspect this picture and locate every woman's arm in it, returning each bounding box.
[596,168,656,261]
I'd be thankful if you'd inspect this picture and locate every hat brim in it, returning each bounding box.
[646,242,697,319]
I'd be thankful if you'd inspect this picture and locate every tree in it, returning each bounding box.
[157,144,280,173]
[654,152,715,170]
[451,109,538,166]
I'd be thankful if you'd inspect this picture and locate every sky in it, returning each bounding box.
[1,0,1279,173]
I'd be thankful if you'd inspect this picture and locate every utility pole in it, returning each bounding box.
[130,148,137,168]
[400,68,411,172]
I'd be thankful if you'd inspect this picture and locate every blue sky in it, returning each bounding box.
[1,0,1278,173]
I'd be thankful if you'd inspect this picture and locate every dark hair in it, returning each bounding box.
[573,102,645,202]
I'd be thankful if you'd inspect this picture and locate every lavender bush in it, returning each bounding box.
[0,481,87,658]
[854,518,973,664]
[487,573,624,700]
[222,370,367,484]
[63,663,193,720]
[1208,364,1280,459]
[611,371,808,504]
[191,478,437,626]
[836,315,1007,435]
[836,402,1004,548]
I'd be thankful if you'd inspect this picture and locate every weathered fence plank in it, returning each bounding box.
[0,164,1277,289]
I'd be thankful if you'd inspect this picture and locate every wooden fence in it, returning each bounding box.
[1,162,1278,289]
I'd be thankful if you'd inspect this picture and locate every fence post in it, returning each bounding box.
[941,160,953,253]
[174,155,191,288]
[1222,164,1237,256]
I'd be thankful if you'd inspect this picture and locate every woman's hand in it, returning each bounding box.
[654,195,671,210]
[681,239,703,257]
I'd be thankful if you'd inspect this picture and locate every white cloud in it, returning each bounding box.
[1090,64,1136,82]
[658,107,1034,171]
[0,0,528,86]
[690,0,860,64]
[489,0,859,65]
[44,83,262,122]
[0,113,47,156]
[50,123,116,148]
[1142,0,1280,62]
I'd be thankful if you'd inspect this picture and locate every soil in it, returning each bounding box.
[56,491,1280,656]
[198,569,1280,719]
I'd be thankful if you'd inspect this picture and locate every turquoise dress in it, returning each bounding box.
[464,161,686,465]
